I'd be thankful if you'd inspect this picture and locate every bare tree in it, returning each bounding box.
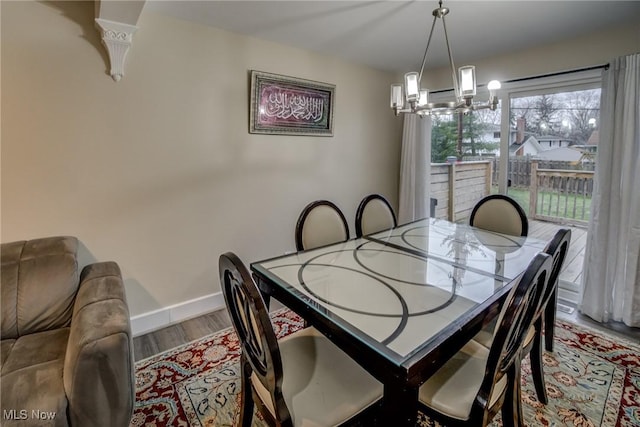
[510,96,538,136]
[561,89,600,145]
[530,94,560,135]
[473,108,501,127]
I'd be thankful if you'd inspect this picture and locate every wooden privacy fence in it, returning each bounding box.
[430,161,492,222]
[488,157,595,188]
[529,161,594,226]
[430,159,594,226]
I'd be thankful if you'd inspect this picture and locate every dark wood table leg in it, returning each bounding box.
[381,382,418,427]
[254,275,272,309]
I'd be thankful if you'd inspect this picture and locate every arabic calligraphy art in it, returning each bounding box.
[249,71,335,136]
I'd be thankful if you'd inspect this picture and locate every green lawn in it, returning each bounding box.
[491,186,592,222]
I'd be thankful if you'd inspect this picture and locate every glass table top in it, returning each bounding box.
[366,218,548,281]
[251,218,549,366]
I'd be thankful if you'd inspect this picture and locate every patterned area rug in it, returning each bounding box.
[131,309,640,427]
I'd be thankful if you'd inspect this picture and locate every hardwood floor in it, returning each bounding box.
[134,301,282,361]
[134,309,231,361]
[133,299,638,361]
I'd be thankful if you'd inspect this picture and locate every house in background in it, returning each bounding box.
[509,116,585,162]
[533,146,584,162]
[510,135,582,161]
[536,135,574,149]
[509,117,601,163]
[460,123,522,157]
[573,129,600,155]
[464,123,516,156]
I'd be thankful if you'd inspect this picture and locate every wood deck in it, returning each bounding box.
[528,219,588,285]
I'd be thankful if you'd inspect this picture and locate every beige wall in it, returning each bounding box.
[1,1,402,320]
[421,22,640,89]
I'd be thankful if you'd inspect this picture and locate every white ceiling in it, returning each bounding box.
[143,0,640,74]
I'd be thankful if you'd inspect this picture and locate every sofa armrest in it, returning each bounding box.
[63,262,134,427]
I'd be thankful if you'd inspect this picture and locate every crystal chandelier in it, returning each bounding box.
[390,0,501,116]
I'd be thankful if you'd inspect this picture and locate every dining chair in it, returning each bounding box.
[295,200,349,251]
[417,252,552,427]
[521,228,571,404]
[473,228,572,405]
[219,252,383,427]
[355,193,397,237]
[470,194,529,237]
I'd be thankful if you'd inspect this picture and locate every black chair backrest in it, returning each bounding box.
[355,194,397,238]
[219,252,290,422]
[470,194,529,237]
[537,228,571,318]
[295,200,349,251]
[472,252,552,418]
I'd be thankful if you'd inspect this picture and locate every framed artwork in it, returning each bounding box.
[249,70,335,136]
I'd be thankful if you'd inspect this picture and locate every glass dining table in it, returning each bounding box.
[250,217,549,426]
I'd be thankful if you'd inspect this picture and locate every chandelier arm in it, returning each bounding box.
[418,14,439,83]
[440,14,461,102]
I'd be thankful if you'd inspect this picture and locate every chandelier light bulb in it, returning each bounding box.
[487,80,501,91]
[487,79,501,106]
[459,66,476,98]
[404,72,420,103]
[391,84,404,109]
[418,89,429,106]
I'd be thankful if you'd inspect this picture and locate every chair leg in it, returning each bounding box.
[530,326,549,404]
[544,289,557,352]
[502,365,523,427]
[501,389,516,427]
[514,365,525,427]
[239,357,254,427]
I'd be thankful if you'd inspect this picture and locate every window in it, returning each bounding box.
[428,68,603,302]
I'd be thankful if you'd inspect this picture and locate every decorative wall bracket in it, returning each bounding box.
[95,18,138,82]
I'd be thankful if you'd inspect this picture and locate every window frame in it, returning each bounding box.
[496,69,602,193]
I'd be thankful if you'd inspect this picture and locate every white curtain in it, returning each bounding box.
[398,114,431,224]
[579,53,640,327]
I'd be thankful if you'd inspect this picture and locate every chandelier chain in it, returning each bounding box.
[440,13,460,102]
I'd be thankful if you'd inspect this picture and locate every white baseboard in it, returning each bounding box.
[131,292,226,337]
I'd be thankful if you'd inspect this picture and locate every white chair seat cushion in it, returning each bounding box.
[252,328,382,427]
[474,324,536,349]
[473,329,494,348]
[418,340,507,420]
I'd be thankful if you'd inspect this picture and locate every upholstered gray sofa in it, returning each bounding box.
[1,236,134,426]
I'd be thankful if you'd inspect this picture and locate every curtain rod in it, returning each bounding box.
[431,63,610,94]
[502,63,609,84]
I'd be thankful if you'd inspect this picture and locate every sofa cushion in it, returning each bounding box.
[1,237,78,339]
[0,329,70,426]
[1,339,16,369]
[1,328,70,376]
